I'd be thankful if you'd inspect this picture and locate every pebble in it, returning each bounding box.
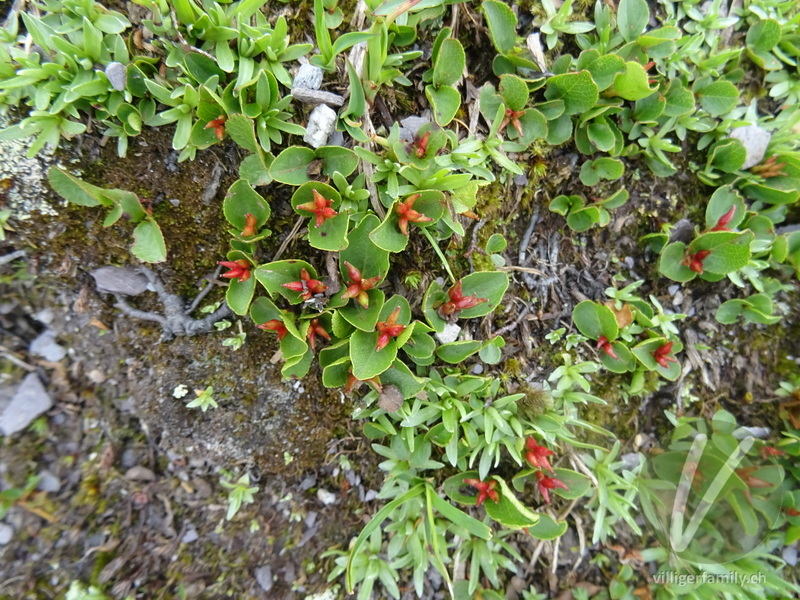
[29,330,66,362]
[0,523,13,545]
[730,125,771,169]
[470,364,484,375]
[326,130,344,147]
[120,448,139,469]
[87,369,106,384]
[400,116,429,137]
[435,323,461,345]
[668,284,680,296]
[300,475,317,491]
[181,527,199,544]
[105,62,127,91]
[0,374,53,436]
[255,565,273,592]
[783,545,798,566]
[37,469,61,493]
[513,174,529,186]
[125,466,156,481]
[32,309,54,325]
[364,489,379,502]
[91,266,149,296]
[293,63,323,90]
[303,105,337,149]
[316,488,337,506]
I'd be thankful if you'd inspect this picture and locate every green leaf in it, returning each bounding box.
[482,0,518,55]
[225,114,259,153]
[693,234,753,275]
[428,488,492,540]
[255,260,318,304]
[239,150,274,186]
[600,341,637,373]
[705,185,746,231]
[617,0,650,43]
[544,71,599,115]
[572,301,619,341]
[527,513,569,540]
[249,296,282,325]
[498,75,529,111]
[637,26,680,59]
[580,157,624,186]
[345,485,426,592]
[696,81,739,117]
[47,167,106,207]
[436,340,482,363]
[747,19,781,53]
[576,51,625,92]
[131,217,167,263]
[551,468,592,499]
[606,62,656,101]
[370,191,445,252]
[485,234,507,253]
[663,80,695,117]
[316,146,359,178]
[479,336,505,364]
[338,288,385,331]
[350,328,396,379]
[456,272,509,319]
[484,476,540,529]
[708,139,746,173]
[269,146,316,185]
[566,206,601,232]
[433,38,465,87]
[339,214,390,281]
[658,242,696,282]
[290,182,348,251]
[425,85,461,126]
[226,274,256,316]
[223,179,270,230]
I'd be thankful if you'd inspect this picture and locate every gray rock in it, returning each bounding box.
[316,488,337,505]
[32,309,54,325]
[255,565,273,592]
[513,173,529,186]
[293,63,323,91]
[0,523,13,545]
[327,130,344,147]
[181,527,199,544]
[470,364,484,375]
[36,469,61,493]
[29,330,66,362]
[621,453,641,470]
[400,116,429,137]
[435,323,461,345]
[300,475,317,491]
[91,266,149,296]
[303,104,337,149]
[291,88,344,107]
[730,125,771,169]
[125,466,156,481]
[0,374,53,436]
[105,62,127,91]
[783,545,798,566]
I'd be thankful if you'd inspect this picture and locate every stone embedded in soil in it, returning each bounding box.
[0,523,13,545]
[783,545,798,566]
[125,465,156,481]
[0,373,53,436]
[181,526,199,544]
[105,62,127,91]
[36,469,61,493]
[293,63,323,90]
[91,266,150,296]
[729,125,771,170]
[435,322,461,345]
[29,330,66,362]
[303,105,337,149]
[316,488,337,506]
[254,565,273,592]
